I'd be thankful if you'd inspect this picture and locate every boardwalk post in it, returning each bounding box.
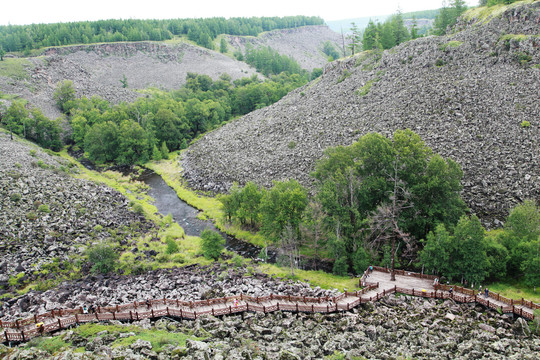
[151,309,155,318]
[21,330,25,342]
[75,313,79,323]
[180,309,183,318]
[312,304,314,312]
[212,307,215,316]
[296,303,298,312]
[113,312,116,320]
[58,318,62,328]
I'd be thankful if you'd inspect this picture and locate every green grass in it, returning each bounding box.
[499,34,531,43]
[463,0,538,24]
[486,281,540,304]
[0,58,31,80]
[0,90,20,100]
[73,323,197,353]
[356,80,374,97]
[258,263,360,292]
[25,336,69,354]
[439,41,463,51]
[146,155,266,249]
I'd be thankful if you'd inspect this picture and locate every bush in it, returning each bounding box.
[131,202,145,215]
[521,121,531,128]
[38,204,50,213]
[87,244,118,274]
[10,193,21,202]
[232,255,245,267]
[201,229,225,260]
[165,236,179,254]
[26,211,38,220]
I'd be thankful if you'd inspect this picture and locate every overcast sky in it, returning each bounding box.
[1,0,478,26]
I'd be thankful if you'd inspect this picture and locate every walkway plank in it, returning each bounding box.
[2,268,537,343]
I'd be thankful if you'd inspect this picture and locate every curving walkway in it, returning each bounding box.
[1,267,538,343]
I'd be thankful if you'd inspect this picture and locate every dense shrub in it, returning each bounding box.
[87,244,118,274]
[200,229,225,260]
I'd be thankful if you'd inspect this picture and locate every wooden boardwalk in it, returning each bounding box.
[1,267,538,343]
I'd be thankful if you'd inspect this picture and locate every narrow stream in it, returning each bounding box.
[139,171,277,262]
[139,170,333,272]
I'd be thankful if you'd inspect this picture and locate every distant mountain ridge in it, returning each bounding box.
[0,25,341,119]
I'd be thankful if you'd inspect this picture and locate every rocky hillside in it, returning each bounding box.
[0,131,154,285]
[225,25,343,70]
[182,1,540,226]
[0,25,340,120]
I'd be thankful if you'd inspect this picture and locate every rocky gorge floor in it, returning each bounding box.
[0,263,538,359]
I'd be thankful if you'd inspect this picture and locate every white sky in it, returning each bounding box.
[1,0,478,26]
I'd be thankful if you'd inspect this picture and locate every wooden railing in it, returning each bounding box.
[1,268,537,344]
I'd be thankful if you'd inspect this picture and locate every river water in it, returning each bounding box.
[139,171,276,262]
[139,170,333,272]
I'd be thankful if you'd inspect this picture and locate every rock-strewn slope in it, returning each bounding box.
[226,25,342,70]
[0,41,258,119]
[0,26,341,120]
[182,2,540,226]
[0,132,154,282]
[0,263,337,320]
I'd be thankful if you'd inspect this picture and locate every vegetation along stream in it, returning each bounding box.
[139,170,333,272]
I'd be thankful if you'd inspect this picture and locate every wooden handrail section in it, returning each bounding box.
[1,268,537,344]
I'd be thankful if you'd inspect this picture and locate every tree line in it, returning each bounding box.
[220,130,539,289]
[0,101,63,151]
[57,69,313,165]
[360,11,419,52]
[0,16,324,53]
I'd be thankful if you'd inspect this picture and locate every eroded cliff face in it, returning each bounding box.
[182,2,540,226]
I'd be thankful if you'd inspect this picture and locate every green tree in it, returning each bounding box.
[347,22,362,55]
[220,38,228,53]
[84,121,120,163]
[451,215,489,285]
[419,223,453,275]
[410,16,419,39]
[322,41,340,61]
[152,144,162,161]
[484,234,510,280]
[200,228,225,259]
[120,74,128,88]
[0,45,5,61]
[260,179,308,243]
[237,181,263,228]
[87,243,118,274]
[501,200,540,275]
[53,80,76,112]
[363,20,381,51]
[301,201,328,268]
[160,141,170,160]
[521,240,540,290]
[220,182,242,222]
